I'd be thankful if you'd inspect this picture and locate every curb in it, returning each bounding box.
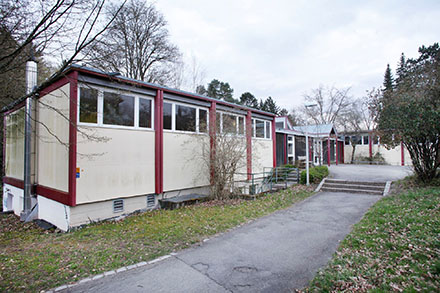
[45,255,172,292]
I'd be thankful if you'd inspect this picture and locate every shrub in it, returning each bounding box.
[300,166,329,184]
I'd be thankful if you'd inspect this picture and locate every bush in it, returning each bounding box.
[282,164,296,169]
[300,166,329,184]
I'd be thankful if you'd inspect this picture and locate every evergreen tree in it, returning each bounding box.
[395,53,407,85]
[205,79,235,102]
[262,96,280,115]
[259,99,265,111]
[383,64,394,92]
[279,108,288,116]
[196,85,206,95]
[239,92,259,108]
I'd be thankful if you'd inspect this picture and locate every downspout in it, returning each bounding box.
[21,55,37,221]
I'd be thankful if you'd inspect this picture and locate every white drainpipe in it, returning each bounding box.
[20,57,37,221]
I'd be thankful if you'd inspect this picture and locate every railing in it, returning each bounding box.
[233,166,300,196]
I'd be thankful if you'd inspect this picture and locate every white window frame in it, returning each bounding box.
[252,118,271,140]
[163,100,209,135]
[77,83,154,131]
[217,111,246,136]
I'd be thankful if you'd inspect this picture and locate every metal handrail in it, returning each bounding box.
[234,166,300,195]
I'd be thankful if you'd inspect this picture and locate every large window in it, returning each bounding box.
[103,92,134,126]
[79,88,98,123]
[78,85,153,130]
[139,98,152,128]
[199,109,207,133]
[162,101,208,134]
[176,104,196,132]
[217,112,246,136]
[163,102,172,130]
[255,120,265,138]
[252,118,271,139]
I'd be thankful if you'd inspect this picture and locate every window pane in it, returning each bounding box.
[352,136,362,144]
[363,135,369,145]
[216,112,221,133]
[345,136,350,145]
[252,119,255,137]
[238,117,245,135]
[139,98,152,128]
[163,102,172,130]
[276,122,284,129]
[79,88,98,123]
[256,120,264,138]
[103,92,134,126]
[199,109,207,133]
[223,114,236,134]
[265,121,271,138]
[176,104,196,132]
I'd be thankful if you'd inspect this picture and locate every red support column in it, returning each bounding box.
[341,141,345,164]
[68,71,78,206]
[210,102,217,183]
[272,119,276,168]
[335,140,338,165]
[401,141,405,166]
[284,134,287,165]
[309,137,313,165]
[246,110,252,180]
[154,90,164,194]
[327,136,331,166]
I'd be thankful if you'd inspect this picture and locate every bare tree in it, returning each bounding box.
[301,85,352,128]
[187,54,206,92]
[342,88,379,163]
[85,0,181,85]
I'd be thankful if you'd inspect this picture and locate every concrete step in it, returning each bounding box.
[325,179,386,187]
[322,182,385,191]
[321,186,383,195]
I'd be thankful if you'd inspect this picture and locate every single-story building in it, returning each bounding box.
[275,116,343,166]
[342,131,412,166]
[3,64,276,231]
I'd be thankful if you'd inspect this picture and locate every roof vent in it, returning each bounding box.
[113,199,124,213]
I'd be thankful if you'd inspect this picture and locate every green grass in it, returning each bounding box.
[307,185,440,292]
[0,185,313,292]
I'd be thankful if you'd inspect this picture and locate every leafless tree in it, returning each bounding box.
[85,0,181,85]
[186,54,206,92]
[300,85,352,129]
[342,88,379,163]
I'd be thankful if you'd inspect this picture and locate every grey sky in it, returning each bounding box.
[155,0,439,110]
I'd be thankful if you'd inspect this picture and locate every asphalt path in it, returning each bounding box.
[66,165,411,293]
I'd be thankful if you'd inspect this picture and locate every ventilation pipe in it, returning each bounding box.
[20,54,37,221]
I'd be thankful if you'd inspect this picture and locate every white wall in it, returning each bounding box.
[37,84,70,191]
[343,143,412,165]
[163,132,210,192]
[252,139,273,174]
[76,127,155,204]
[38,195,70,231]
[2,184,23,216]
[4,108,25,180]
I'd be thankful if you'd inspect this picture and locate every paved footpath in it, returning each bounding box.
[66,165,411,293]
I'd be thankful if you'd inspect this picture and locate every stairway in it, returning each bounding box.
[319,179,389,195]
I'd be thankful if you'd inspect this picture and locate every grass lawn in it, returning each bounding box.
[307,184,440,292]
[0,185,313,292]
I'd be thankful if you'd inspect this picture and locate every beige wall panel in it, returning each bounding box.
[163,133,209,191]
[76,128,155,204]
[37,85,70,191]
[70,195,151,227]
[343,144,412,166]
[252,139,273,174]
[5,108,25,179]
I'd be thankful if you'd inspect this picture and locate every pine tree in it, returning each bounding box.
[262,96,280,115]
[395,53,407,85]
[239,92,259,108]
[383,64,394,92]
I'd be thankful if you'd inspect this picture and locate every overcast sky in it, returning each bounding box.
[155,0,439,110]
